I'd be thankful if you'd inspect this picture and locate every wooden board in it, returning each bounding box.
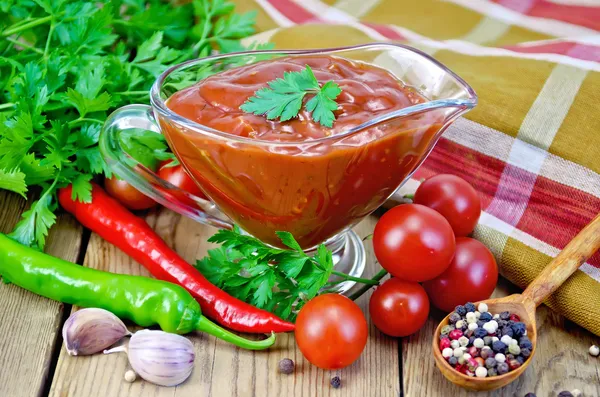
[48,208,401,397]
[403,277,600,397]
[0,191,83,397]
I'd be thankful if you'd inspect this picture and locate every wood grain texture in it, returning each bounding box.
[403,278,600,397]
[0,191,83,397]
[48,208,400,397]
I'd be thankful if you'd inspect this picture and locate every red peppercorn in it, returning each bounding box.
[508,359,521,370]
[439,338,451,350]
[475,357,485,367]
[455,364,468,374]
[510,314,521,322]
[467,358,479,372]
[449,329,463,340]
[468,346,479,357]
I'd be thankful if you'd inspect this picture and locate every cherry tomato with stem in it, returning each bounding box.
[369,278,429,337]
[105,176,156,210]
[373,204,456,282]
[413,174,481,237]
[423,237,498,312]
[295,294,368,369]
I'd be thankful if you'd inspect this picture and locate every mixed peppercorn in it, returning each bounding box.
[439,302,532,378]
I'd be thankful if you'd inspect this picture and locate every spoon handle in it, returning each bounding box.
[522,212,600,307]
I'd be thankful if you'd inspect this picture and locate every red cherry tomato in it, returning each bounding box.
[423,237,498,312]
[369,278,429,337]
[295,294,368,369]
[158,161,205,199]
[104,176,156,210]
[413,174,481,237]
[373,204,456,282]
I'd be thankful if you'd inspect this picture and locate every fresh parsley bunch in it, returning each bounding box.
[195,226,336,321]
[0,0,270,249]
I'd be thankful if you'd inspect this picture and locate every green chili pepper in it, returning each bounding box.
[0,233,275,350]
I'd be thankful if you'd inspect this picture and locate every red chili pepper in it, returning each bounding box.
[58,183,295,334]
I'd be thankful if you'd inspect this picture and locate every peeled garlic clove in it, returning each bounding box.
[63,308,130,356]
[125,330,195,387]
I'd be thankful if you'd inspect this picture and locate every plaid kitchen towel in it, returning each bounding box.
[233,0,600,335]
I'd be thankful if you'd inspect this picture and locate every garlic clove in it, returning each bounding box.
[125,330,195,387]
[63,308,130,356]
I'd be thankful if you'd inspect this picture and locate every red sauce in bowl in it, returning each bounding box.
[161,55,444,248]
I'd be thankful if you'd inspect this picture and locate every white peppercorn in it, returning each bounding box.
[508,344,521,355]
[589,345,599,357]
[442,347,453,358]
[475,366,487,378]
[466,312,477,323]
[478,303,488,313]
[494,353,506,363]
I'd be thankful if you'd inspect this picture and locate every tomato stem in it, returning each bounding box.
[347,269,388,301]
[331,270,379,285]
[403,193,414,200]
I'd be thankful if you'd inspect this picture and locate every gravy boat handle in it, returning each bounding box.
[99,104,233,230]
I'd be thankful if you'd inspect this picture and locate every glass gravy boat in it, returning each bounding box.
[100,44,477,291]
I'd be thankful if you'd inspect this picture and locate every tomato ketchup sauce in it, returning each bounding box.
[160,55,443,248]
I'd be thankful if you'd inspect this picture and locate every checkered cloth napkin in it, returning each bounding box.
[234,0,600,335]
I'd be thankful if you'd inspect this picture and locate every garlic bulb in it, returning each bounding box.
[63,308,130,356]
[105,330,195,387]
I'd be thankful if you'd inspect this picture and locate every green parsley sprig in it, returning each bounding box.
[195,226,378,321]
[240,65,342,128]
[0,0,271,249]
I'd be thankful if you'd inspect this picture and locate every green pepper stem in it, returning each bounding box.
[195,316,276,350]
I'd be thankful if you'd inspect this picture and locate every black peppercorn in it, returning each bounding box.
[558,392,573,397]
[512,322,527,337]
[474,328,488,339]
[492,340,507,353]
[480,312,493,322]
[519,337,533,350]
[330,376,341,389]
[524,393,536,397]
[449,312,461,324]
[455,305,467,316]
[501,326,514,338]
[477,320,486,328]
[500,311,510,320]
[448,357,458,366]
[521,348,531,357]
[278,358,295,374]
[465,302,476,313]
[516,356,525,365]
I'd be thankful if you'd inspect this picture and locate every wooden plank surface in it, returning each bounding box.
[0,191,84,397]
[403,278,600,397]
[48,208,400,397]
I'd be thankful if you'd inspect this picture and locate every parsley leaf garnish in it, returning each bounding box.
[194,226,373,321]
[0,0,269,249]
[240,65,342,128]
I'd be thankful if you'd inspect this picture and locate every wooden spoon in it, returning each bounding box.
[432,213,600,391]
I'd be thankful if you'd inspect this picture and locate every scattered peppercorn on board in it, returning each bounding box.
[1,192,600,397]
